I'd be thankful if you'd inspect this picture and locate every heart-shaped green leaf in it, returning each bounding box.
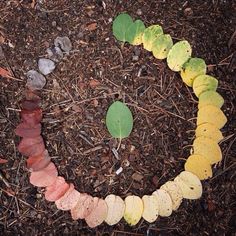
[126,20,146,45]
[112,13,133,42]
[106,101,133,139]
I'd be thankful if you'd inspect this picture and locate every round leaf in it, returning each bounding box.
[167,40,192,72]
[193,75,218,97]
[142,25,164,51]
[195,123,223,143]
[112,13,133,42]
[152,34,173,59]
[126,20,145,45]
[184,155,212,180]
[142,195,159,223]
[180,58,207,87]
[106,101,133,139]
[193,137,222,164]
[198,91,224,109]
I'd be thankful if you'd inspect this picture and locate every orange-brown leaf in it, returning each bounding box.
[0,67,12,78]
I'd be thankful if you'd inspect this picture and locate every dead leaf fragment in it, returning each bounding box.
[0,158,8,164]
[86,22,97,31]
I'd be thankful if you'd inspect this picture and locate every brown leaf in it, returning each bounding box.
[89,79,100,88]
[131,172,144,182]
[86,22,97,31]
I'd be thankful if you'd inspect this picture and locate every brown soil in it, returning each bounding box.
[0,1,236,235]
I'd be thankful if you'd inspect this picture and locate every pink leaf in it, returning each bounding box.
[15,122,41,138]
[27,150,51,171]
[29,162,58,187]
[20,108,42,126]
[0,158,8,164]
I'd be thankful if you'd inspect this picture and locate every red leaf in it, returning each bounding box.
[27,150,51,171]
[24,89,41,101]
[71,193,94,220]
[15,122,41,138]
[0,158,8,164]
[20,108,42,126]
[29,162,58,187]
[55,184,81,210]
[0,67,12,78]
[18,136,45,156]
[45,176,70,202]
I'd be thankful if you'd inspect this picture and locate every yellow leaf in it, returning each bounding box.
[105,194,125,226]
[184,155,212,180]
[124,195,143,226]
[197,105,227,129]
[193,137,222,164]
[195,123,223,143]
[160,181,183,211]
[198,91,224,109]
[142,195,159,223]
[193,75,218,97]
[152,189,172,217]
[174,171,202,199]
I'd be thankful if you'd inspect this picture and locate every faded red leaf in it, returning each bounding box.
[55,184,81,210]
[86,22,97,31]
[18,136,45,156]
[21,99,41,111]
[85,198,108,228]
[29,162,58,187]
[0,158,8,164]
[15,122,41,138]
[71,193,94,220]
[89,79,100,89]
[20,108,42,126]
[45,176,70,202]
[0,67,12,78]
[27,150,51,171]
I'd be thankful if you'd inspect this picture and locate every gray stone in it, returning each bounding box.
[54,36,72,53]
[38,58,56,75]
[46,46,63,62]
[26,70,46,90]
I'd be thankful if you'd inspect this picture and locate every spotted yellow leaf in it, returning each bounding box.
[180,58,207,87]
[160,181,183,211]
[193,75,218,97]
[184,155,212,180]
[195,123,223,143]
[105,194,125,226]
[124,195,143,226]
[198,91,224,109]
[141,195,159,223]
[193,137,222,164]
[197,105,227,129]
[152,189,172,217]
[174,171,202,199]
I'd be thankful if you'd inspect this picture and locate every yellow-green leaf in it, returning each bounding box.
[126,20,145,45]
[198,91,224,109]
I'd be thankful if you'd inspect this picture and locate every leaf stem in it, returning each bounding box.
[116,137,122,151]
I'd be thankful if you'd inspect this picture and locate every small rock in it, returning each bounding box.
[54,36,72,53]
[115,167,123,175]
[136,9,142,15]
[38,58,56,75]
[51,21,57,27]
[26,70,46,90]
[46,46,63,62]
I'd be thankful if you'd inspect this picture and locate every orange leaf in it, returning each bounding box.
[86,22,97,31]
[0,67,12,78]
[89,79,100,88]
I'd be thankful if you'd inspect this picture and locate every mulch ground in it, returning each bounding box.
[0,1,236,235]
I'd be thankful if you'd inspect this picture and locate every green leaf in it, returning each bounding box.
[126,20,146,45]
[112,13,133,42]
[167,40,192,72]
[106,101,133,139]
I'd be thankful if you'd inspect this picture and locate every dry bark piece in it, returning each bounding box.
[55,184,81,210]
[27,150,51,171]
[20,108,43,126]
[85,198,108,228]
[15,122,41,138]
[45,176,70,202]
[29,162,58,187]
[18,136,45,156]
[26,70,46,90]
[71,193,94,220]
